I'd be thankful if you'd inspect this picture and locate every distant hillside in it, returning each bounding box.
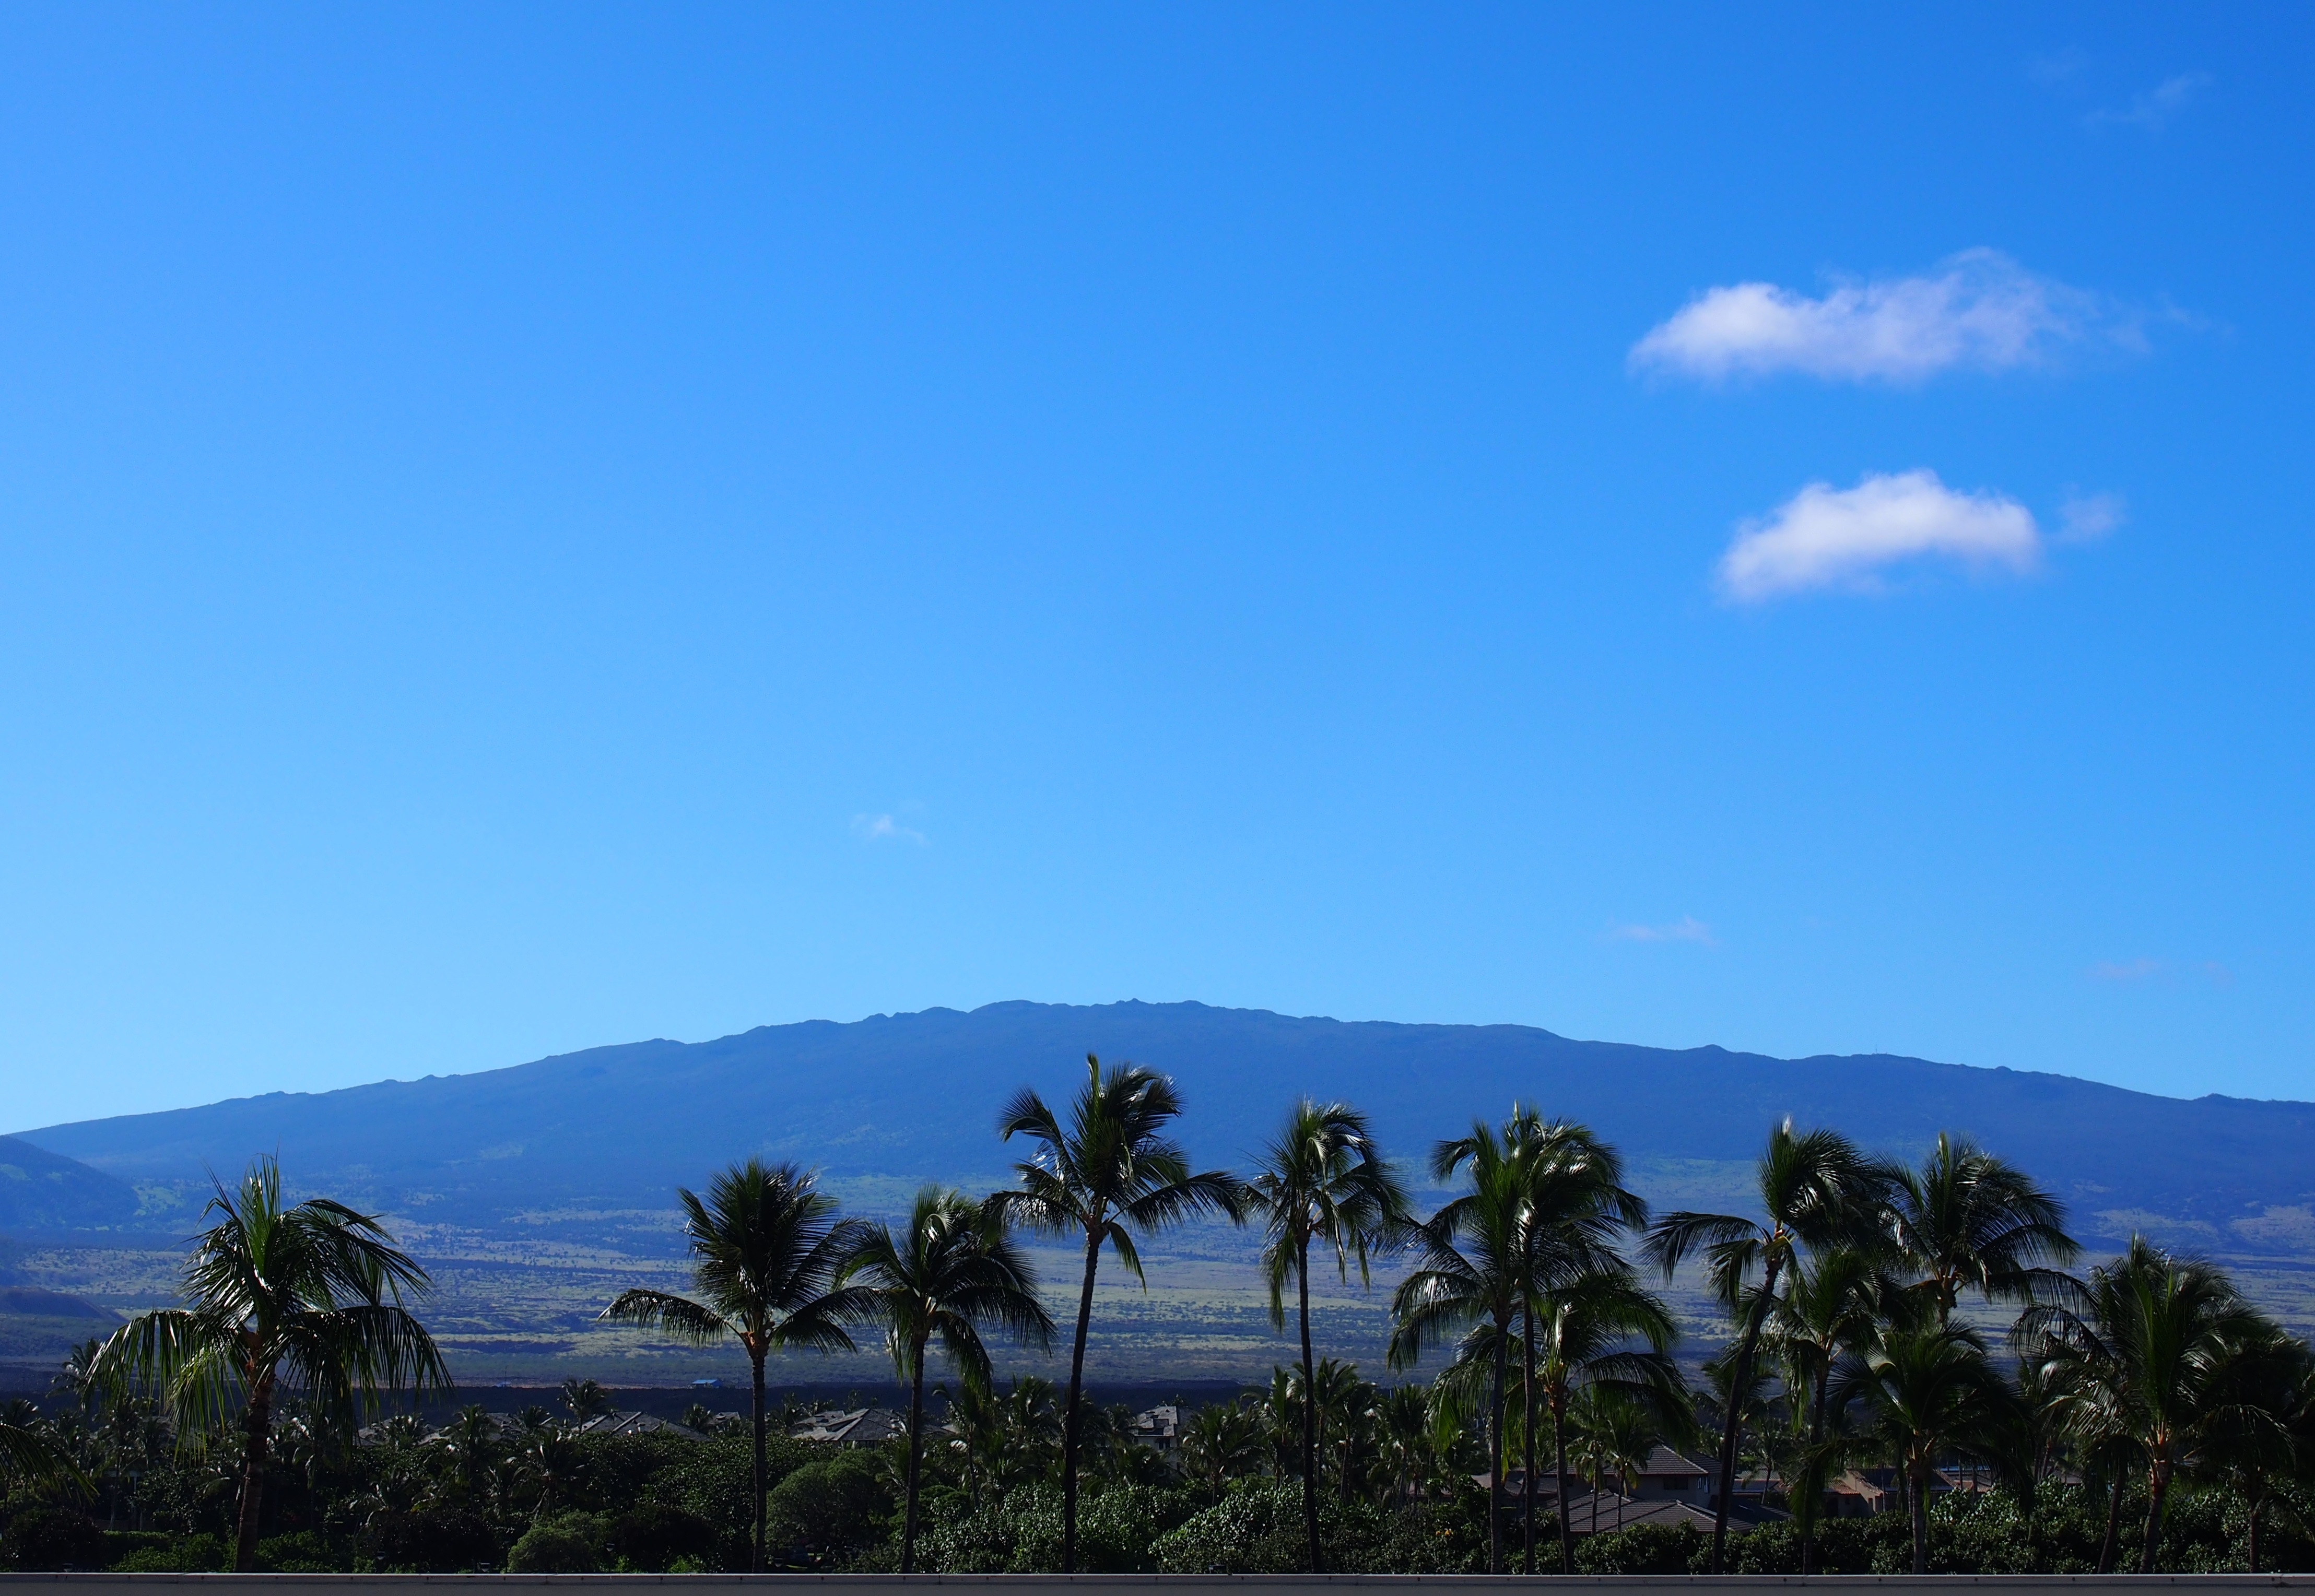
[21,1001,2315,1253]
[0,1134,145,1233]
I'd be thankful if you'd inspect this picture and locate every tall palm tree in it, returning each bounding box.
[1248,1097,1409,1573]
[1490,1116,1649,1574]
[88,1156,446,1571]
[993,1053,1244,1571]
[1890,1132,2081,1326]
[1831,1323,2014,1573]
[1641,1120,1891,1572]
[1527,1270,1683,1573]
[1389,1124,1527,1571]
[833,1185,1052,1572]
[600,1158,863,1571]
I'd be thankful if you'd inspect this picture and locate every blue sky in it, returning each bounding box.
[2,5,2309,1130]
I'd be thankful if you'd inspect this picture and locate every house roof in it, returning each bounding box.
[575,1410,708,1441]
[790,1406,907,1445]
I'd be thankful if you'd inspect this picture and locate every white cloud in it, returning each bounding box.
[1629,250,2129,383]
[2058,490,2126,543]
[1718,470,2042,603]
[2088,957,2234,987]
[1610,916,1717,946]
[2088,72,2212,131]
[851,812,927,845]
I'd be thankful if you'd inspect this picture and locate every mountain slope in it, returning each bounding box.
[22,1001,2314,1251]
[0,1134,145,1232]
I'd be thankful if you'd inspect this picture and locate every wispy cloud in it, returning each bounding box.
[1718,470,2041,602]
[2088,72,2212,132]
[851,812,927,845]
[2088,957,2233,987]
[1610,916,1717,947]
[1629,250,2135,384]
[2058,489,2127,543]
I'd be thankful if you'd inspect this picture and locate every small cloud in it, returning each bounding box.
[2029,47,2090,87]
[1610,916,1717,947]
[2086,957,2235,988]
[851,813,927,845]
[2057,489,2126,543]
[2088,72,2213,131]
[1717,470,2040,603]
[1629,249,2135,384]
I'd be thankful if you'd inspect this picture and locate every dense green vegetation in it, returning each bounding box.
[4,1062,2312,1574]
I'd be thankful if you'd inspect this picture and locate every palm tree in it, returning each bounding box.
[1528,1270,1683,1573]
[1769,1244,1910,1571]
[1890,1132,2080,1326]
[1489,1116,1650,1574]
[1180,1399,1266,1496]
[87,1156,445,1571]
[993,1053,1244,1571]
[1641,1120,1891,1571]
[0,1407,81,1496]
[1247,1097,1409,1573]
[2200,1328,2314,1573]
[2039,1238,2281,1571]
[600,1158,863,1571]
[2029,1317,2141,1574]
[559,1377,611,1423]
[832,1186,1053,1573]
[1569,1384,1665,1533]
[1831,1323,2014,1572]
[1388,1124,1527,1571]
[430,1402,500,1503]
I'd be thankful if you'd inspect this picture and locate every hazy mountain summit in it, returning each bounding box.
[17,1000,2314,1251]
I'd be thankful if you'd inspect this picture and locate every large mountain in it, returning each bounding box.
[20,1001,2315,1252]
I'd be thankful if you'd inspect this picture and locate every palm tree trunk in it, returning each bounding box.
[2095,1467,2123,1574]
[1908,1467,1928,1574]
[747,1344,770,1571]
[901,1344,926,1574]
[232,1373,274,1573]
[1708,1253,1781,1574]
[1298,1235,1320,1575]
[1060,1227,1101,1574]
[1800,1361,1829,1575]
[2139,1458,2173,1574]
[1553,1391,1574,1575]
[1521,1303,1537,1574]
[1487,1317,1507,1574]
[2247,1487,2264,1574]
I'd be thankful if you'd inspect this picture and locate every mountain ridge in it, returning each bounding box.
[18,1000,2313,1254]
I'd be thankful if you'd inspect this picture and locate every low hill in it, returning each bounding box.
[20,1001,2314,1253]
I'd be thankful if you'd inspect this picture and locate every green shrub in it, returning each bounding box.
[916,1484,1198,1573]
[255,1530,346,1573]
[3,1507,108,1571]
[506,1513,608,1574]
[361,1507,500,1573]
[763,1450,889,1569]
[1573,1519,1709,1574]
[607,1501,720,1571]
